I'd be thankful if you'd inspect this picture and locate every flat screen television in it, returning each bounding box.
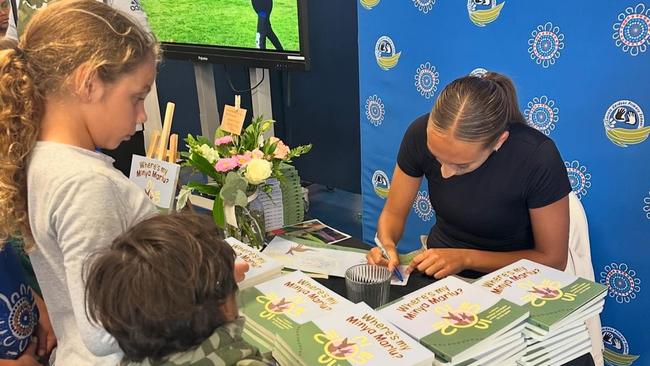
[141,0,310,70]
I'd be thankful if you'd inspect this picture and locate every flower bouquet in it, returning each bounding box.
[177,116,311,249]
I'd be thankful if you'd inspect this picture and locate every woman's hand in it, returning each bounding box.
[33,293,56,360]
[406,248,468,279]
[366,246,399,272]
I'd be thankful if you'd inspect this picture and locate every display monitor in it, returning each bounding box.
[141,0,310,70]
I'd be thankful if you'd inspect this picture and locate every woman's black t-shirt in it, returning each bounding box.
[397,114,571,253]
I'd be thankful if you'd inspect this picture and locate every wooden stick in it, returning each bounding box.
[168,134,178,163]
[156,102,175,160]
[146,130,161,158]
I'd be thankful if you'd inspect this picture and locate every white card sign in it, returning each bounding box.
[129,155,181,210]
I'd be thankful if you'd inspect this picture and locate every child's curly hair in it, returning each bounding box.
[0,0,159,250]
[85,212,238,362]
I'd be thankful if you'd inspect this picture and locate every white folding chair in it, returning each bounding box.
[565,192,604,366]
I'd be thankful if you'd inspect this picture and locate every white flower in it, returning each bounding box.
[244,158,272,184]
[197,144,219,164]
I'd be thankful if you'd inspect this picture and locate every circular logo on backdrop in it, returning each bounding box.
[414,62,440,99]
[467,0,505,27]
[599,263,641,304]
[602,326,640,366]
[375,36,401,71]
[524,96,559,136]
[359,0,380,10]
[365,95,385,126]
[644,191,650,220]
[372,170,390,199]
[469,67,488,77]
[413,0,435,14]
[564,160,591,200]
[528,22,565,68]
[603,100,649,147]
[612,3,650,56]
[413,191,434,221]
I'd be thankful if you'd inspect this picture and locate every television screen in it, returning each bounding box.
[141,0,309,70]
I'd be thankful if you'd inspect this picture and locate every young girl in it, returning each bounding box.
[0,1,159,364]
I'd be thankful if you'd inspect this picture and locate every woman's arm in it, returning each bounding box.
[367,165,422,270]
[407,195,570,278]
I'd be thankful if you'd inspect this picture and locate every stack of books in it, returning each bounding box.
[238,271,354,355]
[474,259,607,366]
[278,163,305,227]
[273,302,434,366]
[250,178,284,231]
[378,276,529,366]
[225,237,283,289]
[250,163,305,231]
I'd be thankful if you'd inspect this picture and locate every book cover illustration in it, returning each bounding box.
[269,219,351,245]
[379,276,528,362]
[474,259,607,331]
[239,271,353,341]
[275,302,434,366]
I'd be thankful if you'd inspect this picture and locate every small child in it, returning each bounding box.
[84,212,274,365]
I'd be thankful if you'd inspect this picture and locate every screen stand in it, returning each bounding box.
[249,68,275,137]
[194,62,220,140]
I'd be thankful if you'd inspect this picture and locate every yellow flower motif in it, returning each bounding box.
[244,158,272,184]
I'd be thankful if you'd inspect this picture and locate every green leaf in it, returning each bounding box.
[175,185,192,211]
[220,172,248,206]
[286,144,312,161]
[234,190,248,207]
[212,195,225,229]
[185,182,220,196]
[187,152,220,181]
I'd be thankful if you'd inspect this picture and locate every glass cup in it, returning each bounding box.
[345,264,391,309]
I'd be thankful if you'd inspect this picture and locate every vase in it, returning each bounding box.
[224,192,266,250]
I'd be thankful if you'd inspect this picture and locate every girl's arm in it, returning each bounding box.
[407,195,570,278]
[367,165,422,271]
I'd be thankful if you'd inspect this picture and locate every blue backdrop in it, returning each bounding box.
[358,1,649,365]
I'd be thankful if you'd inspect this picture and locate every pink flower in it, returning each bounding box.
[215,135,234,146]
[270,137,290,159]
[214,157,239,172]
[235,152,253,166]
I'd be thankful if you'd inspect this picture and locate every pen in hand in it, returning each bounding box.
[374,235,404,282]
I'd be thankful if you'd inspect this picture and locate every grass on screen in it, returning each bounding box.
[141,0,300,51]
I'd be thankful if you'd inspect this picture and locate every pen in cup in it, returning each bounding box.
[374,235,403,282]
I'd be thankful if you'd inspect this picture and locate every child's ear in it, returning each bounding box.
[70,63,104,102]
[219,295,239,323]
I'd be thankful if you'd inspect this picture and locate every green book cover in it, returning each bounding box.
[378,276,529,363]
[474,259,607,331]
[239,271,354,341]
[276,302,434,366]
